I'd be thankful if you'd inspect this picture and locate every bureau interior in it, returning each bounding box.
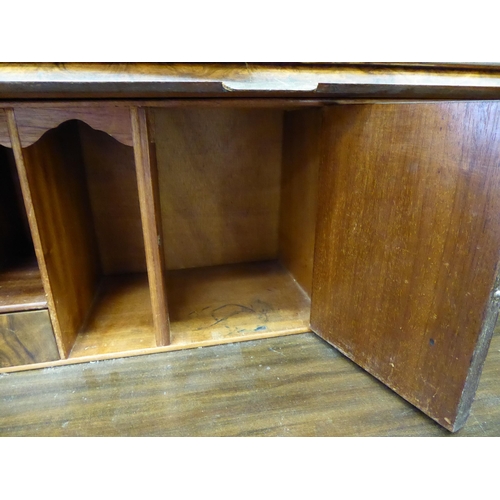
[153,107,321,345]
[21,121,156,358]
[0,145,46,314]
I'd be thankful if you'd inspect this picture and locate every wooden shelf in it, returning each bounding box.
[0,258,46,314]
[167,260,311,346]
[69,273,155,358]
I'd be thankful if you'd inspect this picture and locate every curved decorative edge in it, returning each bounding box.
[14,106,134,148]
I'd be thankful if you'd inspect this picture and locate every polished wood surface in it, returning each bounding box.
[311,102,500,431]
[0,259,46,313]
[0,310,58,369]
[1,63,500,99]
[132,107,170,346]
[279,109,321,296]
[0,261,309,372]
[0,109,10,147]
[154,108,283,270]
[69,273,156,358]
[79,122,146,275]
[167,260,311,346]
[19,121,101,358]
[14,106,133,147]
[1,324,499,436]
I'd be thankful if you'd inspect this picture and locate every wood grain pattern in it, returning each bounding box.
[6,111,68,358]
[131,107,170,346]
[0,259,46,313]
[1,63,500,99]
[0,109,10,147]
[0,310,58,368]
[1,325,499,436]
[154,107,283,270]
[279,109,321,296]
[167,260,311,345]
[69,273,155,358]
[14,106,133,147]
[79,121,147,275]
[1,99,328,110]
[19,120,101,357]
[311,102,500,432]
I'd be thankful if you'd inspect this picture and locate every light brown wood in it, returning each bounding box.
[16,120,101,357]
[0,109,10,147]
[0,259,310,370]
[2,324,500,436]
[14,106,133,148]
[311,102,500,432]
[279,109,321,296]
[79,121,147,274]
[2,63,500,99]
[7,110,69,358]
[0,259,46,313]
[69,273,156,358]
[167,260,311,345]
[0,309,58,368]
[154,107,283,270]
[131,107,170,346]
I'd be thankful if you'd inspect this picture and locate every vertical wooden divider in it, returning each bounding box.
[131,107,170,346]
[5,108,66,359]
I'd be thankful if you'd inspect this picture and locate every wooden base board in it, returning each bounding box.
[168,260,311,345]
[1,261,312,372]
[0,258,46,314]
[69,273,156,358]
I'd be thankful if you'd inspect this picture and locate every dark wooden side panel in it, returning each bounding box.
[0,310,59,368]
[279,109,321,296]
[0,147,26,267]
[311,102,500,431]
[20,121,101,357]
[78,122,146,275]
[0,109,10,147]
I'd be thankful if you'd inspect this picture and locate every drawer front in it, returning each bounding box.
[0,310,59,368]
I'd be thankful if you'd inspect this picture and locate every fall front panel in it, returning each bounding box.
[311,102,500,431]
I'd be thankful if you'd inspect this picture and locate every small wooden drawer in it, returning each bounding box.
[0,310,59,369]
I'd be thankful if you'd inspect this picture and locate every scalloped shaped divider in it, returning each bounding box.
[12,110,161,359]
[14,106,133,148]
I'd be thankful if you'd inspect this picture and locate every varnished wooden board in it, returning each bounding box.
[0,259,310,368]
[19,121,101,357]
[279,109,321,296]
[167,260,311,345]
[311,102,500,432]
[14,106,133,148]
[2,63,500,99]
[0,259,46,313]
[0,324,499,436]
[154,108,283,270]
[69,273,156,358]
[131,108,170,346]
[0,310,58,369]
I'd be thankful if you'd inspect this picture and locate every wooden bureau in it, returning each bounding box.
[1,63,500,432]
